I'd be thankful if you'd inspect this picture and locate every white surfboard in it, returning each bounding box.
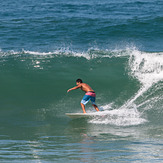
[65,113,97,119]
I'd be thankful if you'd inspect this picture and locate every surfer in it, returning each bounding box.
[67,79,99,113]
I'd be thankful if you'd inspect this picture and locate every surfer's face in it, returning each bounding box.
[76,82,80,85]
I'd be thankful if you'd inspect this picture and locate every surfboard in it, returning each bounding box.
[65,113,97,119]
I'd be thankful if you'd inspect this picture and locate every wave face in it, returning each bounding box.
[0,48,162,126]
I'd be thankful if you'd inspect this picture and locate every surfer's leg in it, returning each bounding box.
[90,96,99,112]
[81,95,90,113]
[92,104,99,112]
[81,103,86,113]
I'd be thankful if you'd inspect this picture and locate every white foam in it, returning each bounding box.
[89,108,147,126]
[124,50,163,107]
[129,49,163,86]
[90,48,163,126]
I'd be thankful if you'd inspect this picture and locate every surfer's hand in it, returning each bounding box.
[67,89,71,93]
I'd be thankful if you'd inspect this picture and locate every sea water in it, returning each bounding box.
[0,0,163,162]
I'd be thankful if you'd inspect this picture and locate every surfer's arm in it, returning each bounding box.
[67,85,81,93]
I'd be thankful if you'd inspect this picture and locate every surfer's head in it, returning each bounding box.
[76,79,83,85]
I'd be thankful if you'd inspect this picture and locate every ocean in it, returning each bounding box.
[0,0,163,162]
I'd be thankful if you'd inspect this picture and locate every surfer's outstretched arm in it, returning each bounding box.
[67,84,81,93]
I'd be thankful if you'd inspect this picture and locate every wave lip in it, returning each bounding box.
[0,47,135,60]
[129,49,163,87]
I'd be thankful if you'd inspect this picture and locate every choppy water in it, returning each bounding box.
[0,0,163,162]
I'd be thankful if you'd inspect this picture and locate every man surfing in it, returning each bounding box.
[67,79,99,113]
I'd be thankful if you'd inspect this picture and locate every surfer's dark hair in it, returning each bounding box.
[76,79,83,83]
